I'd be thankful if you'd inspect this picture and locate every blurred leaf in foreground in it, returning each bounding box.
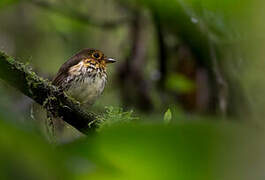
[1,109,265,180]
[66,122,265,180]
[0,113,71,180]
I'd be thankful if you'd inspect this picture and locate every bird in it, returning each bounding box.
[52,48,116,105]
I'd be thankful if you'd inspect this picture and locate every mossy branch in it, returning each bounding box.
[0,51,98,134]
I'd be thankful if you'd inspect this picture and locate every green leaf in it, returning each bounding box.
[163,109,172,124]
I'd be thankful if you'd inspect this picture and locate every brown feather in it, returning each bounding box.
[52,49,95,87]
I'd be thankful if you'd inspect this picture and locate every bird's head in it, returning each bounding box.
[81,49,116,69]
[53,48,116,87]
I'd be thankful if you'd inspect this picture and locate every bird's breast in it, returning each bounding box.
[67,73,106,105]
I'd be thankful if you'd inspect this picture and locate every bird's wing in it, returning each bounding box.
[52,51,87,87]
[52,71,68,87]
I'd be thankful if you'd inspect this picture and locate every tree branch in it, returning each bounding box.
[0,51,98,134]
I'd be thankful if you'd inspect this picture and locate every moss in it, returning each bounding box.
[96,106,137,131]
[64,93,81,106]
[1,51,55,93]
[0,52,14,64]
[26,74,42,96]
[43,96,57,107]
[42,96,59,117]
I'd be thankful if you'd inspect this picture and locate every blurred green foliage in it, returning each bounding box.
[0,0,18,9]
[0,113,70,180]
[1,109,265,179]
[166,74,195,93]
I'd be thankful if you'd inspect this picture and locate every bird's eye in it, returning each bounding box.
[84,59,90,63]
[92,52,101,59]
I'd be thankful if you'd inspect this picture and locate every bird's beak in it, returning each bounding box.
[105,58,116,63]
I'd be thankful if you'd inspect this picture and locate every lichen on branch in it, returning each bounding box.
[0,51,98,134]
